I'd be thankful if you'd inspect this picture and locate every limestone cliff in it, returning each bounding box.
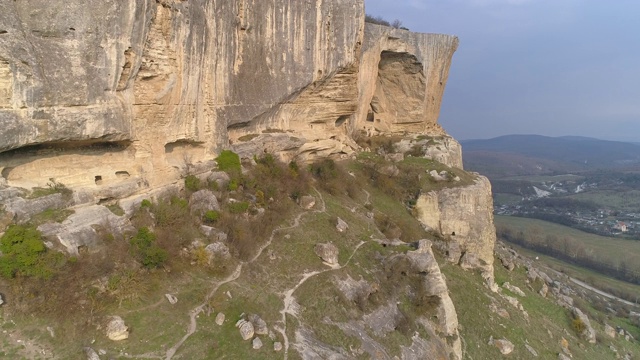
[0,0,462,195]
[0,0,364,191]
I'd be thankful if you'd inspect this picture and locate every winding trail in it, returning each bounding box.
[163,188,328,360]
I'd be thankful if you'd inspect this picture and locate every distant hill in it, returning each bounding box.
[461,135,640,178]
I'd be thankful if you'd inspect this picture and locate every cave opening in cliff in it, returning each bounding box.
[371,51,426,131]
[335,115,349,127]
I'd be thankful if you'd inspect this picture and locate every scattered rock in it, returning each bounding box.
[205,242,231,260]
[428,170,449,181]
[189,190,220,217]
[84,347,100,360]
[385,153,404,162]
[503,295,523,311]
[336,217,348,232]
[489,337,514,355]
[208,171,231,189]
[98,349,106,356]
[274,342,283,351]
[572,307,596,344]
[489,303,510,319]
[314,243,339,265]
[378,164,400,177]
[106,316,129,341]
[215,312,225,325]
[252,337,263,350]
[525,344,538,357]
[605,324,616,338]
[248,314,268,335]
[558,354,571,360]
[200,226,228,241]
[236,319,254,340]
[165,294,178,305]
[539,282,549,298]
[499,255,515,271]
[503,282,526,297]
[556,294,574,308]
[47,326,55,338]
[0,293,3,306]
[299,195,316,210]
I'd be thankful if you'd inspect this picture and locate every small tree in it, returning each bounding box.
[130,227,168,268]
[216,150,241,173]
[0,225,48,278]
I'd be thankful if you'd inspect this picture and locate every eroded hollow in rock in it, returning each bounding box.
[115,171,130,179]
[370,51,426,130]
[335,115,349,127]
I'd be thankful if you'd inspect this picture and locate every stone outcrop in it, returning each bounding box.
[354,25,458,135]
[106,316,129,341]
[415,176,497,287]
[314,243,339,265]
[406,240,461,359]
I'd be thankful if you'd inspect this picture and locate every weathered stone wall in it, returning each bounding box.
[0,0,365,191]
[354,24,458,135]
[0,0,462,195]
[415,176,497,287]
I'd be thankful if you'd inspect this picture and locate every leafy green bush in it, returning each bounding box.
[572,318,586,334]
[0,225,55,279]
[204,210,220,223]
[140,199,152,208]
[228,178,240,191]
[216,150,241,173]
[228,201,249,214]
[184,175,200,192]
[129,227,168,268]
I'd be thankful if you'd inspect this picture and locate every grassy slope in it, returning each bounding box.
[1,156,639,359]
[443,257,640,359]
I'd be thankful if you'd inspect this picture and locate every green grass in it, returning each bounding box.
[568,189,640,212]
[506,242,640,308]
[106,204,125,216]
[493,193,523,206]
[29,208,74,226]
[495,215,640,267]
[443,256,640,359]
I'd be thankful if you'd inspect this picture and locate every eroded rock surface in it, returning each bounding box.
[415,176,497,287]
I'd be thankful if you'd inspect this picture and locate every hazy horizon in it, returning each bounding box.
[364,0,640,143]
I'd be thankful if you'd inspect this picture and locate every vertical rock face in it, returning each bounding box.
[0,1,463,193]
[0,0,365,190]
[354,25,458,135]
[415,176,497,285]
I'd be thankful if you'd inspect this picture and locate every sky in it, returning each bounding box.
[364,0,640,142]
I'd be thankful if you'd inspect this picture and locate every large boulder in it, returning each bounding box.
[489,337,514,355]
[572,307,596,344]
[314,243,339,265]
[189,190,220,217]
[106,316,129,341]
[236,319,254,341]
[336,217,349,233]
[249,314,268,335]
